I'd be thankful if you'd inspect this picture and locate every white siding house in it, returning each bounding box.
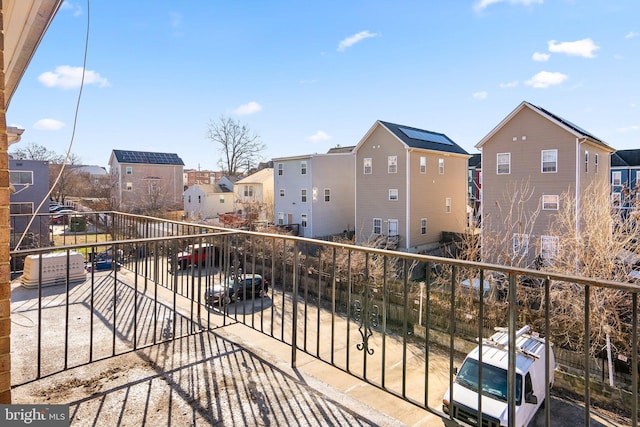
[183,184,234,220]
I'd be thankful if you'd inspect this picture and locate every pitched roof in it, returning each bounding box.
[377,121,468,155]
[468,153,482,167]
[611,149,640,167]
[112,149,184,166]
[236,168,273,184]
[327,145,355,154]
[476,101,614,152]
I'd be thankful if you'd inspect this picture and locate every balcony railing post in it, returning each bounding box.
[507,272,517,427]
[291,240,299,368]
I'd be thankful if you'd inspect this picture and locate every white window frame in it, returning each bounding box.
[364,158,372,174]
[512,233,530,258]
[301,161,307,175]
[301,189,307,202]
[420,218,427,235]
[278,163,284,176]
[219,195,225,203]
[373,218,382,235]
[445,197,451,213]
[301,213,307,228]
[612,192,622,206]
[540,235,559,260]
[636,170,640,187]
[324,188,330,202]
[585,151,589,173]
[244,185,254,197]
[595,154,599,174]
[9,170,34,185]
[389,189,399,201]
[278,212,284,225]
[420,156,426,174]
[542,194,559,210]
[126,182,133,191]
[388,156,397,174]
[279,189,285,197]
[126,166,133,175]
[612,171,621,186]
[497,153,511,175]
[438,158,445,175]
[541,149,557,173]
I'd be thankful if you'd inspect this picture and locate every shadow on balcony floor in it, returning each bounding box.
[11,328,410,426]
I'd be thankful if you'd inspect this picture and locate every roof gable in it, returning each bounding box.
[112,149,185,166]
[476,101,613,152]
[236,168,273,184]
[356,120,468,156]
[611,149,640,167]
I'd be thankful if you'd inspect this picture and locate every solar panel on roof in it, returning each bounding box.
[398,127,453,145]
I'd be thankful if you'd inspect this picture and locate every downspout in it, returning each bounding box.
[575,137,586,273]
[406,149,411,249]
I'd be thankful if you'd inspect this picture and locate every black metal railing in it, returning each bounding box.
[8,211,640,426]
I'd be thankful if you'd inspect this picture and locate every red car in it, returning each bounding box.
[50,214,69,225]
[170,243,218,272]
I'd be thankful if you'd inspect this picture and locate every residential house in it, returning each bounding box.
[9,156,51,248]
[109,150,185,213]
[234,168,274,223]
[610,149,640,216]
[273,147,355,238]
[183,184,234,220]
[354,121,469,252]
[468,153,482,222]
[183,168,222,187]
[476,101,614,266]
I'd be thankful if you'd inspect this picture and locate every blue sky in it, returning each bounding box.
[7,0,640,170]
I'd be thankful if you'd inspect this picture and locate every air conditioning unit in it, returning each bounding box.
[20,252,87,288]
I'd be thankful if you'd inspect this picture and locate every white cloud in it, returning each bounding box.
[474,0,542,12]
[34,118,65,130]
[61,1,82,17]
[625,31,639,39]
[619,125,640,133]
[548,38,599,58]
[38,66,109,89]
[532,52,550,62]
[169,12,183,28]
[499,80,519,89]
[233,101,262,115]
[307,131,331,143]
[525,71,568,88]
[337,31,378,52]
[473,91,488,100]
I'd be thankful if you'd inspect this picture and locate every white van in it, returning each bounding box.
[442,325,555,427]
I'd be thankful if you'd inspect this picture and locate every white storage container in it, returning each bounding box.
[20,252,87,288]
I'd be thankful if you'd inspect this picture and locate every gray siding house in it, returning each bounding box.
[9,157,50,248]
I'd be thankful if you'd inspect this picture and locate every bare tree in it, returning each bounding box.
[206,116,266,175]
[10,142,63,162]
[49,153,82,203]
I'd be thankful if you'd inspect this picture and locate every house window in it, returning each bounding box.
[438,158,445,175]
[497,153,511,175]
[612,192,622,206]
[9,171,33,185]
[541,150,557,173]
[278,163,284,176]
[301,189,307,202]
[324,188,331,202]
[220,196,225,203]
[126,166,132,175]
[445,197,451,213]
[301,161,307,175]
[278,212,284,225]
[389,189,399,201]
[542,195,559,210]
[595,154,599,174]
[126,182,133,191]
[612,171,621,186]
[420,156,426,174]
[198,195,201,203]
[312,187,318,201]
[244,185,254,197]
[373,218,382,235]
[10,202,33,215]
[636,171,640,187]
[388,219,399,236]
[388,156,397,173]
[301,214,308,228]
[421,218,427,235]
[540,235,559,260]
[280,189,285,197]
[585,151,589,173]
[364,158,372,174]
[188,195,191,203]
[512,233,530,258]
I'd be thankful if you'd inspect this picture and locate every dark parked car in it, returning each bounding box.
[204,274,269,306]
